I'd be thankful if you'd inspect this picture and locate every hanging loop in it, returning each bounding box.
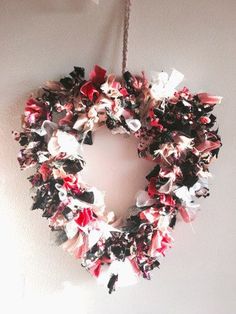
[122,0,131,74]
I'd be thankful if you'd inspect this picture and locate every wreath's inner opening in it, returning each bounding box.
[81,126,154,218]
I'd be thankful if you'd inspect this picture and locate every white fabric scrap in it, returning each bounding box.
[151,69,184,100]
[136,190,156,207]
[97,259,139,287]
[65,220,79,239]
[48,130,82,157]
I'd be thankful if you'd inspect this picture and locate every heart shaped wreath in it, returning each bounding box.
[14,65,222,293]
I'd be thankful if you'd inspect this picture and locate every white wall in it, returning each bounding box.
[0,0,236,313]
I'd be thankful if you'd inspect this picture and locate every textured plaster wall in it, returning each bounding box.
[0,0,236,313]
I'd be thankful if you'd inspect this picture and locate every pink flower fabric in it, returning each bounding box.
[148,230,172,257]
[24,98,49,125]
[38,163,51,181]
[75,208,95,227]
[197,93,222,105]
[63,175,81,194]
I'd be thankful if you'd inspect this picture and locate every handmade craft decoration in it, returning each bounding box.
[13,0,222,293]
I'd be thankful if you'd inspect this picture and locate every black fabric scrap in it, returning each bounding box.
[107,274,118,294]
[146,165,160,181]
[60,77,74,90]
[78,131,93,145]
[77,191,95,204]
[52,230,68,246]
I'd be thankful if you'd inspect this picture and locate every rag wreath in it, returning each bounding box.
[14,65,222,293]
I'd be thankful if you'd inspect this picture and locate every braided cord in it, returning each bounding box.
[122,0,131,74]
